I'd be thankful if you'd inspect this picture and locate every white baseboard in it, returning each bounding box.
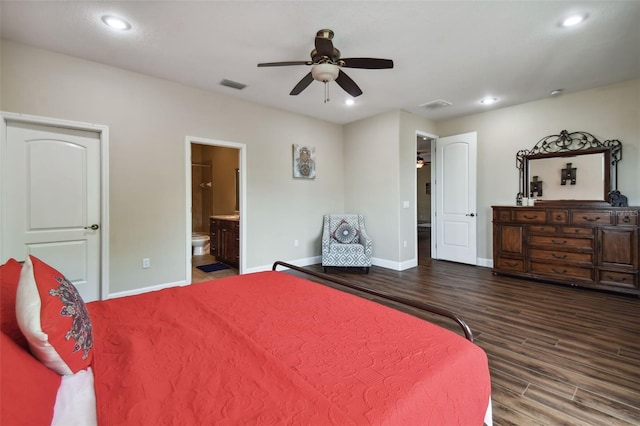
[109,279,188,299]
[372,257,417,271]
[477,257,493,268]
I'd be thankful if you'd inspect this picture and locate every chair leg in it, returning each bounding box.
[365,267,370,274]
[323,267,328,273]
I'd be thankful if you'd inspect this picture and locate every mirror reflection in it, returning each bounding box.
[526,150,608,201]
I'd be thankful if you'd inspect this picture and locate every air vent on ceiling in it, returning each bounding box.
[220,79,247,90]
[419,99,453,110]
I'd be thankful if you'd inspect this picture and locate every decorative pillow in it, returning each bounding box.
[0,258,28,349]
[0,332,62,425]
[16,255,93,375]
[332,219,360,244]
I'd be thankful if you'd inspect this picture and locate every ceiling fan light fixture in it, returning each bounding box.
[311,63,340,82]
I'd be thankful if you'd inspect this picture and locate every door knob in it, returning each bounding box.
[84,224,99,230]
[466,213,476,217]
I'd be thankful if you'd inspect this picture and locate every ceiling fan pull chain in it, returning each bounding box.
[324,81,330,103]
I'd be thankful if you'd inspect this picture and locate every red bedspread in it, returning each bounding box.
[88,271,490,425]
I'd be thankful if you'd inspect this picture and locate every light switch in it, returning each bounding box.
[403,201,410,208]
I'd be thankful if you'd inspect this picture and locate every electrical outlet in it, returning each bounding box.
[294,239,299,247]
[403,240,408,248]
[142,258,150,269]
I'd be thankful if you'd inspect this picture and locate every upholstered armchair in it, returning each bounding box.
[322,214,372,273]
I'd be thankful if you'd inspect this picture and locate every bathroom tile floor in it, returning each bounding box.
[191,254,238,283]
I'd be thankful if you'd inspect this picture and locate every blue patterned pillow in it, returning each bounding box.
[332,220,360,244]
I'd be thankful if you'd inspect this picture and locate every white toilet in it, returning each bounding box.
[192,232,210,256]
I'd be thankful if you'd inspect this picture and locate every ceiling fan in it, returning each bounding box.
[257,29,394,101]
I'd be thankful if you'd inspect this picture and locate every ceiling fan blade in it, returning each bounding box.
[290,72,314,95]
[341,58,394,69]
[335,70,363,97]
[258,61,311,67]
[314,36,334,57]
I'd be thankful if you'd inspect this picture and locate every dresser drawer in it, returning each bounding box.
[514,210,547,223]
[529,225,556,235]
[529,235,593,249]
[531,262,594,282]
[571,211,614,226]
[560,226,594,236]
[616,211,639,226]
[529,248,593,265]
[494,209,512,222]
[495,257,525,272]
[550,210,568,224]
[598,270,638,289]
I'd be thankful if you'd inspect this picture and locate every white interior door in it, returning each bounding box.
[435,131,477,265]
[2,121,101,301]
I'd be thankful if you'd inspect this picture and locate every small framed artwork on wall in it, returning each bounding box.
[293,144,316,179]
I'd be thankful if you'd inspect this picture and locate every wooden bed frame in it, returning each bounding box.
[272,261,474,342]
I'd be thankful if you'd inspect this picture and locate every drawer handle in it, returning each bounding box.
[623,216,631,223]
[555,215,563,221]
[582,216,600,222]
[606,275,627,282]
[552,268,567,274]
[552,253,567,259]
[551,239,567,245]
[524,214,538,220]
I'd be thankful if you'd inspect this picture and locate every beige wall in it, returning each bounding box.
[399,111,437,265]
[2,40,636,289]
[343,111,400,264]
[343,110,435,268]
[436,78,640,261]
[1,40,344,293]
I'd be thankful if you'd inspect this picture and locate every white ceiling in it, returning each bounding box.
[1,1,639,125]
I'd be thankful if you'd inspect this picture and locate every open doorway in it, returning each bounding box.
[416,133,435,265]
[185,136,246,284]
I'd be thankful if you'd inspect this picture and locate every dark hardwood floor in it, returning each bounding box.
[418,225,431,265]
[288,262,640,426]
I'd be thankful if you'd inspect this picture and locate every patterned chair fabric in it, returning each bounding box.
[322,214,372,273]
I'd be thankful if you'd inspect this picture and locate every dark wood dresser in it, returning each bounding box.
[492,205,639,296]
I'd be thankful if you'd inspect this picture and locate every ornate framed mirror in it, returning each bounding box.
[516,130,622,205]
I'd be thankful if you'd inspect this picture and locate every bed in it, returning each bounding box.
[1,256,492,425]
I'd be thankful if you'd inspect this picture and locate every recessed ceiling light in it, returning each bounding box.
[345,99,355,106]
[550,89,564,96]
[101,15,131,31]
[561,14,587,27]
[480,96,498,105]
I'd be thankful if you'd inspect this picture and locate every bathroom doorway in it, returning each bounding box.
[185,136,246,284]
